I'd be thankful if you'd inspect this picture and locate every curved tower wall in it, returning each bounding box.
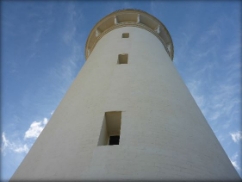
[11,10,240,181]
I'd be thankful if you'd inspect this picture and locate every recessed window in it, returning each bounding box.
[122,33,129,38]
[98,111,122,146]
[118,54,128,64]
[109,135,120,145]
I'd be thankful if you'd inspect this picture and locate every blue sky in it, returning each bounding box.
[1,1,241,181]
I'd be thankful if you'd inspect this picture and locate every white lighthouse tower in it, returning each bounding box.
[11,9,240,181]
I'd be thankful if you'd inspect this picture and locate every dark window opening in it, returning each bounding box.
[118,54,128,64]
[109,135,120,145]
[122,33,129,38]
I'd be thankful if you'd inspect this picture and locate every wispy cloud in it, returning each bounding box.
[50,110,55,115]
[63,26,76,45]
[230,131,242,143]
[171,10,241,175]
[224,40,241,62]
[150,1,165,18]
[104,1,135,14]
[186,80,205,109]
[47,4,85,96]
[175,11,241,132]
[230,152,241,171]
[2,132,10,150]
[1,132,29,154]
[122,2,132,9]
[13,144,29,153]
[231,161,240,171]
[63,3,83,46]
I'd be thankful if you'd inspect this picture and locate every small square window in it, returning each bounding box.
[118,54,128,64]
[122,33,129,38]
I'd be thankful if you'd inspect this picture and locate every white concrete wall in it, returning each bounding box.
[11,27,240,181]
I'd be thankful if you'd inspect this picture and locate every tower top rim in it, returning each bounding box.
[85,9,174,60]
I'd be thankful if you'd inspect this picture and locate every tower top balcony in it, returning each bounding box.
[85,9,174,60]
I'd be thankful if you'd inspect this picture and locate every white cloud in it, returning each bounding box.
[1,117,49,155]
[24,118,48,139]
[43,118,48,125]
[1,132,29,154]
[50,110,55,115]
[231,160,240,171]
[230,152,241,171]
[24,121,44,139]
[230,131,242,143]
[14,144,29,153]
[2,132,10,149]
